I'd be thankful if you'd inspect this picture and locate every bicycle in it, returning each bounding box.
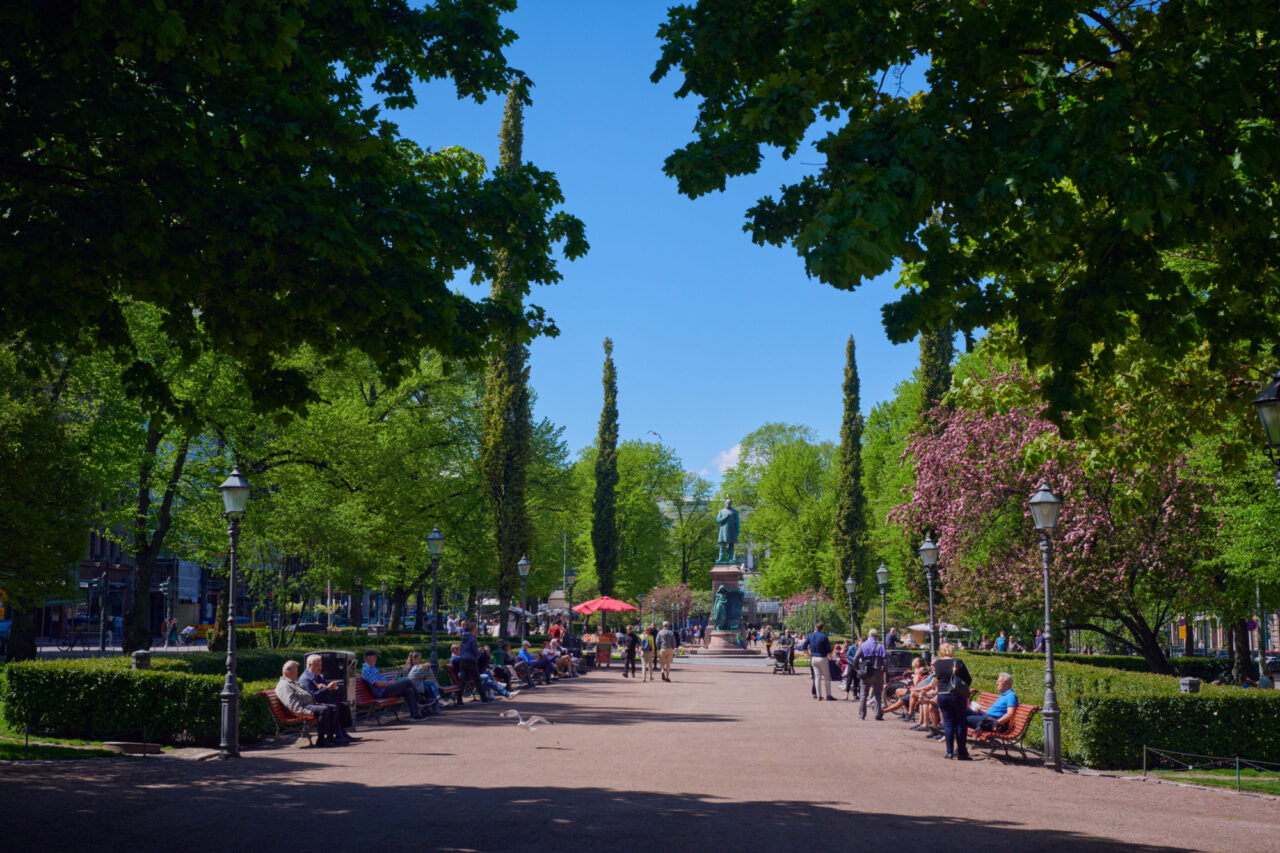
[56,630,91,652]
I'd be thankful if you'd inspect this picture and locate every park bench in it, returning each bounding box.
[354,673,405,724]
[258,689,317,746]
[969,691,1041,760]
[444,662,482,703]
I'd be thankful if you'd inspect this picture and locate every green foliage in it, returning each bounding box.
[3,0,588,416]
[831,336,869,634]
[0,349,91,610]
[591,339,620,595]
[967,650,1229,682]
[0,659,273,746]
[480,85,536,637]
[655,1,1280,421]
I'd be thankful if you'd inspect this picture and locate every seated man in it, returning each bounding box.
[361,649,426,720]
[519,640,556,684]
[276,660,342,747]
[967,672,1019,734]
[299,654,360,740]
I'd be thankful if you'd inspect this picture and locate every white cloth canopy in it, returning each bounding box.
[907,622,969,633]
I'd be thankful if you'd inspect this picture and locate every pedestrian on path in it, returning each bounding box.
[641,625,656,680]
[807,622,835,700]
[853,629,887,720]
[656,621,677,682]
[622,625,639,678]
[931,643,973,760]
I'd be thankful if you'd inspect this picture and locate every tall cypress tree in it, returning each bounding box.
[480,85,533,638]
[832,335,868,636]
[918,325,955,422]
[592,337,619,595]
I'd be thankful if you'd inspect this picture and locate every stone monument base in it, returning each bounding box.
[706,629,744,651]
[688,646,762,657]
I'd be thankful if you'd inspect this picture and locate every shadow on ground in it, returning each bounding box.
[2,758,1179,853]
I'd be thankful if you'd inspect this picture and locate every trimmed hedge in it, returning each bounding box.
[245,629,552,650]
[958,653,1280,768]
[0,658,273,746]
[966,649,1230,681]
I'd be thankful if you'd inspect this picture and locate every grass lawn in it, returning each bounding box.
[1150,768,1280,797]
[0,741,120,760]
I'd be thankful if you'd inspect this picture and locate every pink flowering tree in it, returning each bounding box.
[891,372,1215,674]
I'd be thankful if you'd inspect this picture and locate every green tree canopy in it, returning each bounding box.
[2,1,586,416]
[655,0,1280,419]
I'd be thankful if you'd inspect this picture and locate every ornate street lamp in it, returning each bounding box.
[844,576,857,639]
[1252,372,1280,687]
[517,554,531,642]
[1029,482,1064,773]
[426,527,444,669]
[876,563,890,637]
[919,536,940,655]
[217,466,250,759]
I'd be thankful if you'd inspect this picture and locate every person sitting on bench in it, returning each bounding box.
[300,654,360,739]
[519,640,556,683]
[277,660,344,747]
[361,649,426,720]
[966,672,1018,733]
[400,651,444,715]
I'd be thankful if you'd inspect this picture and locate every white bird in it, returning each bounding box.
[499,709,554,731]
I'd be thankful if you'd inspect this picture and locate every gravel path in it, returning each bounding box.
[4,658,1275,851]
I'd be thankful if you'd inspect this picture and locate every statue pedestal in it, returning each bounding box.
[706,630,741,650]
[710,562,742,592]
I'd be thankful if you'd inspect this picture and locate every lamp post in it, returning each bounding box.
[426,527,444,669]
[517,554,531,642]
[1029,482,1064,773]
[97,569,109,652]
[1252,371,1280,688]
[876,563,890,636]
[919,536,940,655]
[650,597,657,629]
[217,466,251,759]
[844,576,857,639]
[810,595,818,633]
[565,569,578,643]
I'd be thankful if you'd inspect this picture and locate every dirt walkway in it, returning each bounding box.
[3,659,1275,851]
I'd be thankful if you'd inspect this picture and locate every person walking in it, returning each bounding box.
[762,625,774,660]
[656,621,677,682]
[840,634,862,699]
[807,621,835,700]
[622,625,639,678]
[641,625,657,681]
[853,628,887,720]
[931,642,973,760]
[457,621,493,703]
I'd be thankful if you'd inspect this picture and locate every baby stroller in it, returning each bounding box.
[772,644,795,675]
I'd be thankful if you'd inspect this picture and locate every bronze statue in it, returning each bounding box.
[716,498,740,563]
[710,584,745,631]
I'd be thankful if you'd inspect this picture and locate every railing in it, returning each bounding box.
[1143,745,1280,793]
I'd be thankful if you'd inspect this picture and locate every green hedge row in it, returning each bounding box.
[0,658,274,746]
[957,653,1280,768]
[243,629,552,651]
[966,649,1230,681]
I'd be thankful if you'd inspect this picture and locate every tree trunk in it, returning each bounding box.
[1231,619,1256,682]
[5,606,38,661]
[350,584,363,628]
[389,586,409,632]
[208,580,229,652]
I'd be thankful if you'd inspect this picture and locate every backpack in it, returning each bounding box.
[640,634,652,651]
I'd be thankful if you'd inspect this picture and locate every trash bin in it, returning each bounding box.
[308,650,358,705]
[1179,676,1201,694]
[131,650,151,670]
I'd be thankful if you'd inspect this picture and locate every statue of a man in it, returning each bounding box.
[716,498,740,563]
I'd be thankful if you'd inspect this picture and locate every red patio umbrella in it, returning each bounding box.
[571,595,639,615]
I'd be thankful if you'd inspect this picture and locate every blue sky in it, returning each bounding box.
[399,4,927,481]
